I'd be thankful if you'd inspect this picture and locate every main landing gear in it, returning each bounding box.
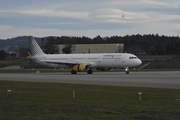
[125,67,129,74]
[71,69,93,74]
[87,69,93,74]
[71,70,77,74]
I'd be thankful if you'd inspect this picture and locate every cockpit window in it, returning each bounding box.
[129,57,137,59]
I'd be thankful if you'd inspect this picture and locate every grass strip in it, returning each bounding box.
[0,81,180,120]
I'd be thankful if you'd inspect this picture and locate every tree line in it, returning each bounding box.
[1,34,179,60]
[42,34,180,55]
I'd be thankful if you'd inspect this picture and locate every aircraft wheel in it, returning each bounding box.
[87,70,93,74]
[125,67,129,74]
[71,70,77,74]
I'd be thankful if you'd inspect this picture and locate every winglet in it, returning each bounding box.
[28,52,33,60]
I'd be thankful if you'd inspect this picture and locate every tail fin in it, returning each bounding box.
[28,36,45,56]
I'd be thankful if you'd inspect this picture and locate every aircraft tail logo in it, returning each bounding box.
[28,36,45,56]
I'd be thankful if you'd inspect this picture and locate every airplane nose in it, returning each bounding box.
[138,59,142,65]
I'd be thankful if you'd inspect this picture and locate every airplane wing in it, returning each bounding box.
[42,60,76,65]
[41,60,91,66]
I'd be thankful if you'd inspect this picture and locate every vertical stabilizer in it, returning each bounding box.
[28,36,45,56]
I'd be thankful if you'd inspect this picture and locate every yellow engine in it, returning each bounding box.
[96,68,112,71]
[72,64,87,72]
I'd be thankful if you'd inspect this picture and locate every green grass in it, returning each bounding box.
[0,81,180,120]
[143,59,180,69]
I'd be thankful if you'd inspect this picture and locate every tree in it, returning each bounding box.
[0,50,6,60]
[19,48,29,57]
[61,37,75,54]
[92,35,103,44]
[10,53,16,58]
[41,38,46,50]
[44,37,59,54]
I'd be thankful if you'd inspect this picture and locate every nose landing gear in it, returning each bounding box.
[125,67,129,74]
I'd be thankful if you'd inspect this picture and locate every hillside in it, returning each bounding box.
[0,36,42,52]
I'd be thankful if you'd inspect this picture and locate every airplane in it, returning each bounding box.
[28,36,142,74]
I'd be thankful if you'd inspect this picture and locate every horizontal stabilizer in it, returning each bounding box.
[27,52,33,60]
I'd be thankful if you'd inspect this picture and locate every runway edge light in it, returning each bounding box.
[138,92,142,101]
[7,89,11,97]
[73,90,75,99]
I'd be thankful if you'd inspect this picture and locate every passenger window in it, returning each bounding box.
[129,57,137,59]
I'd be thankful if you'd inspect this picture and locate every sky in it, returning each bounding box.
[0,0,180,39]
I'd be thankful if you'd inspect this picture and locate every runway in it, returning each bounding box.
[0,71,180,89]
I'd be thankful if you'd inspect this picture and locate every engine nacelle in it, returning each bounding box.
[72,64,88,72]
[96,68,112,71]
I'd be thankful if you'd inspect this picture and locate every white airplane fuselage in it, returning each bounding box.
[33,53,142,68]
